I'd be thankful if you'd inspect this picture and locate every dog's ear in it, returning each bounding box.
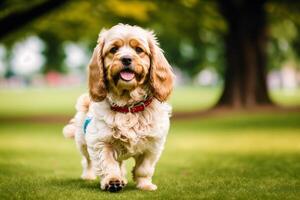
[88,29,107,102]
[148,31,174,102]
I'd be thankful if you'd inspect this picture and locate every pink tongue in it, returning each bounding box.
[120,71,135,81]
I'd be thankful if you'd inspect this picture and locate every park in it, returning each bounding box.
[0,0,299,199]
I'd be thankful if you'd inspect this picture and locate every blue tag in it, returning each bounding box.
[83,117,92,134]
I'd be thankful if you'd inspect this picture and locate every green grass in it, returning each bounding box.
[0,112,300,199]
[270,89,300,107]
[169,86,222,111]
[0,87,86,117]
[0,86,299,117]
[0,87,299,199]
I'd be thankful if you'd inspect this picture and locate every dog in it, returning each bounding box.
[63,24,174,192]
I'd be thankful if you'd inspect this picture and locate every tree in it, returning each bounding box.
[101,0,226,77]
[216,0,272,108]
[0,0,69,40]
[39,32,66,73]
[1,0,300,110]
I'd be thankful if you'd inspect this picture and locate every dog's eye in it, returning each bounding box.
[109,47,118,54]
[135,47,143,54]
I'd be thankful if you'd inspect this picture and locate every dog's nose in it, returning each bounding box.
[121,56,132,66]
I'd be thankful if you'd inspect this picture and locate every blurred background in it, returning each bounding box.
[0,0,299,116]
[0,0,300,199]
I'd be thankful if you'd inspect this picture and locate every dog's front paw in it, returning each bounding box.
[101,177,125,192]
[136,178,157,191]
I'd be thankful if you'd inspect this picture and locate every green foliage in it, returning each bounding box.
[148,0,226,76]
[267,2,300,69]
[1,0,300,75]
[1,0,227,76]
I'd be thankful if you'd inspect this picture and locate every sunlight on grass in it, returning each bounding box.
[168,132,300,153]
[270,89,300,107]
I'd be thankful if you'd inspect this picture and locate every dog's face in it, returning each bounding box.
[88,24,174,103]
[103,25,151,93]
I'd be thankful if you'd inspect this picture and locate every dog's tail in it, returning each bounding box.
[62,93,90,139]
[62,118,76,139]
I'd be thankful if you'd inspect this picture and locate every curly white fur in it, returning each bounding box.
[69,94,171,190]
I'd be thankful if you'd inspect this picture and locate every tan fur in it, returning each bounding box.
[63,24,174,192]
[88,30,107,102]
[148,33,174,102]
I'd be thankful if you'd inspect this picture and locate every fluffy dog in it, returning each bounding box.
[63,24,174,192]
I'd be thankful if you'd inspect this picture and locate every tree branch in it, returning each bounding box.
[0,0,69,40]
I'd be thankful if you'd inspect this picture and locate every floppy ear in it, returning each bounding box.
[88,30,107,102]
[148,32,175,102]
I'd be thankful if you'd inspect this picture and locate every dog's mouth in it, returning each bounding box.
[119,68,135,81]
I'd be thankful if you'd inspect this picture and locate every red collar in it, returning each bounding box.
[110,98,153,113]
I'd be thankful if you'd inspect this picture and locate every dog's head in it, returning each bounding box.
[88,24,174,104]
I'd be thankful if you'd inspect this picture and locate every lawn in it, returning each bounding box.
[0,112,299,200]
[0,86,299,117]
[0,86,299,199]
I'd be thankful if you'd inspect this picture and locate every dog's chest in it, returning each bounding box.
[109,112,159,157]
[112,133,156,159]
[90,100,171,158]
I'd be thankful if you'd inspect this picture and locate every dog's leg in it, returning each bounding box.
[120,161,128,185]
[75,131,96,180]
[97,144,125,192]
[79,144,96,180]
[133,152,160,191]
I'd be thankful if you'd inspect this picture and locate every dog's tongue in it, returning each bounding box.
[120,71,135,81]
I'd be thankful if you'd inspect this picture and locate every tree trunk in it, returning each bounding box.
[39,32,66,74]
[217,0,272,108]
